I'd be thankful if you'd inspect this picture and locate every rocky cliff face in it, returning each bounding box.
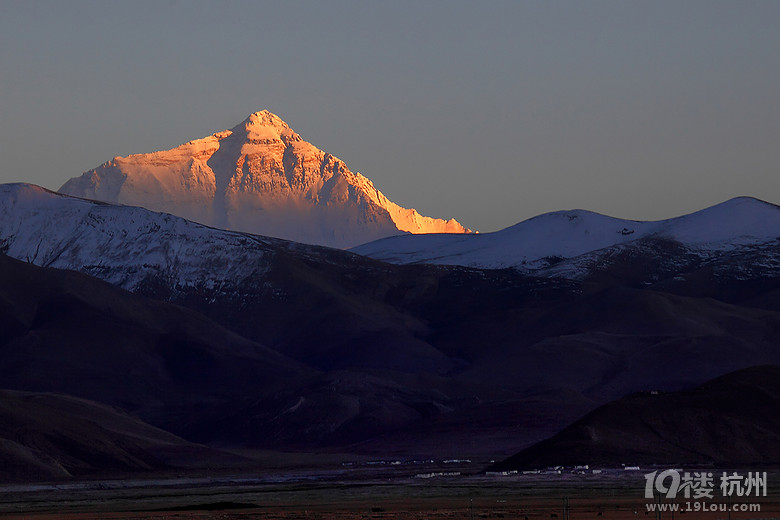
[60,111,470,248]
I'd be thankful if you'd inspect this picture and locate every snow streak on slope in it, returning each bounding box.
[0,183,318,291]
[352,197,780,271]
[59,111,470,248]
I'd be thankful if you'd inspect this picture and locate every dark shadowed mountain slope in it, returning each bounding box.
[0,252,518,452]
[0,252,316,443]
[0,389,246,483]
[5,185,780,455]
[0,183,460,374]
[489,365,780,470]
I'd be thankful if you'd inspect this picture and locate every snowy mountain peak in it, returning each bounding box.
[59,111,470,248]
[242,109,288,128]
[245,109,287,126]
[235,110,301,143]
[352,196,780,272]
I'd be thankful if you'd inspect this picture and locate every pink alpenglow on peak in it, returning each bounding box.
[60,110,472,248]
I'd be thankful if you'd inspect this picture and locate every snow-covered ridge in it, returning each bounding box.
[5,183,779,290]
[0,183,318,291]
[351,197,780,270]
[59,110,471,248]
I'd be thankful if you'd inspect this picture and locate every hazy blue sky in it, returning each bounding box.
[1,1,779,232]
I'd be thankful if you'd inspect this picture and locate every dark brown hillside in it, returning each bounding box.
[489,365,780,470]
[0,389,246,483]
[0,253,312,442]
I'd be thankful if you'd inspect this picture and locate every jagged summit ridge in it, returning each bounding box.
[60,110,471,248]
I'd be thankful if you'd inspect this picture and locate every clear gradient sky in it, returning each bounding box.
[1,0,779,232]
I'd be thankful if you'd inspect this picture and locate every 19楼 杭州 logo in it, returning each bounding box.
[645,470,767,499]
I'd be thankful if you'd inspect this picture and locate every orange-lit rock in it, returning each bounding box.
[60,110,471,248]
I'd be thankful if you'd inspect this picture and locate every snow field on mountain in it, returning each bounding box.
[352,197,780,270]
